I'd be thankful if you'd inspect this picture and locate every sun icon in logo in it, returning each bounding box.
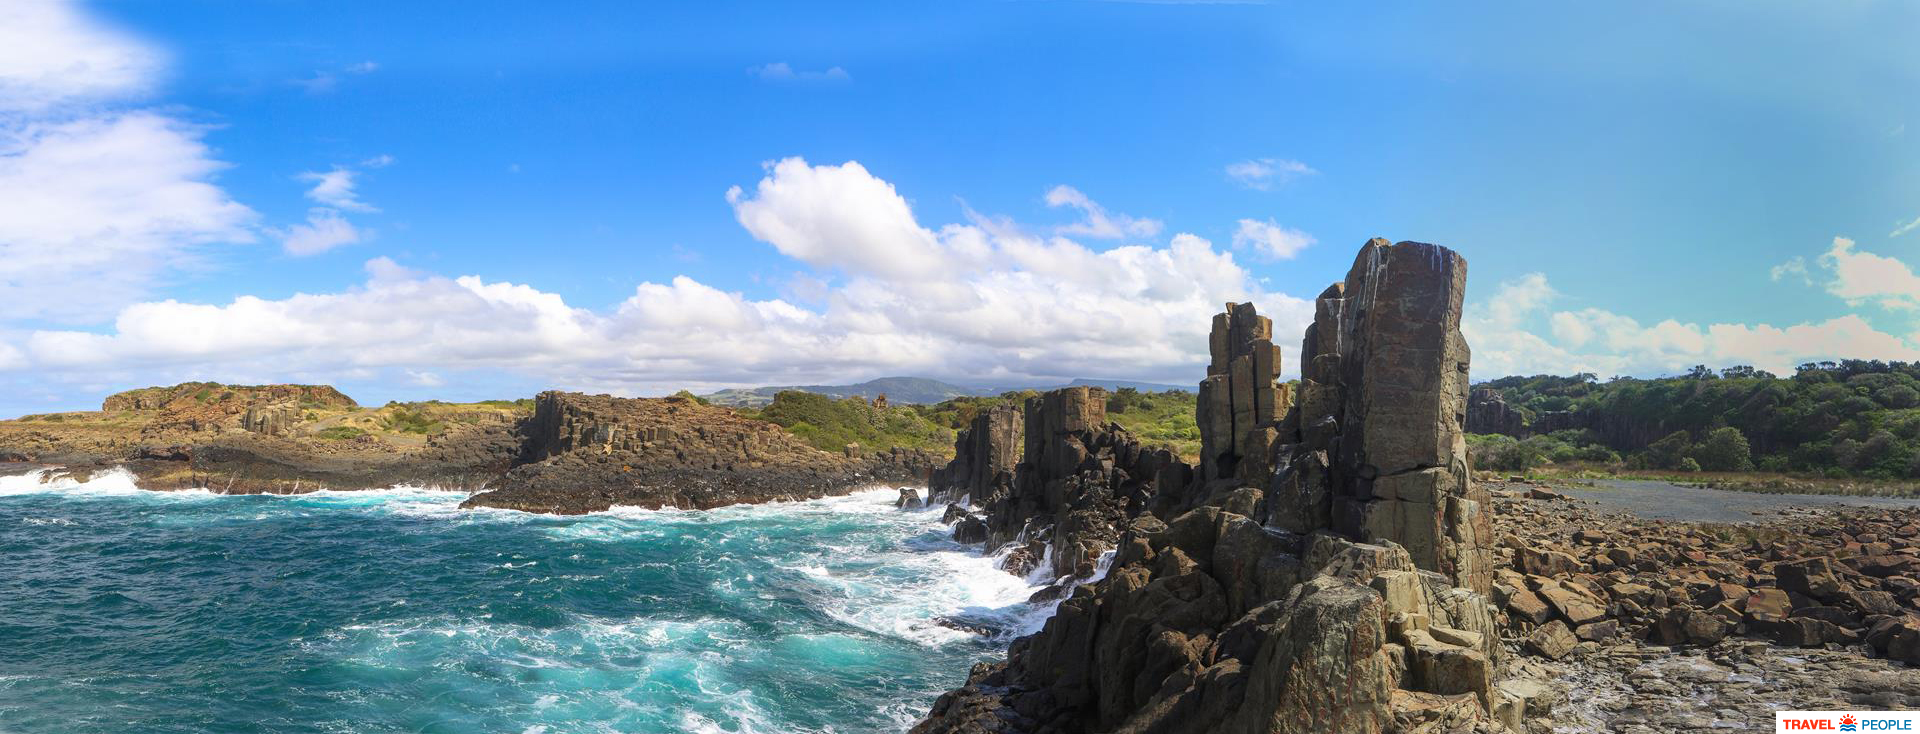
[1840,714,1859,732]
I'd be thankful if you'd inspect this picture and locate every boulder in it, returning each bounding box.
[1525,620,1577,660]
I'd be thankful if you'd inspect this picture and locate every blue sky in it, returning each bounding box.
[1,0,1917,415]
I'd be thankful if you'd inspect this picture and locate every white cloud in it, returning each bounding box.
[1045,185,1163,239]
[0,1,255,322]
[749,62,850,83]
[297,168,377,212]
[276,208,364,256]
[1818,236,1920,309]
[1230,218,1315,260]
[10,162,1313,396]
[362,153,394,168]
[1893,214,1920,238]
[1465,249,1920,379]
[727,157,949,280]
[1770,256,1810,285]
[345,61,379,74]
[1225,158,1316,190]
[0,0,160,114]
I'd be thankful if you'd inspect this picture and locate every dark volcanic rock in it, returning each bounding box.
[977,387,1185,579]
[912,239,1516,733]
[1466,387,1527,437]
[926,405,1022,507]
[459,391,936,513]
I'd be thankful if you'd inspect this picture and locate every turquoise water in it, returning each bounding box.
[0,469,1043,733]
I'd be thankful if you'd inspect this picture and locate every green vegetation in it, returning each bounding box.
[1102,388,1201,459]
[744,390,955,453]
[378,407,443,435]
[670,390,711,406]
[1474,360,1920,479]
[740,387,1203,457]
[317,426,367,440]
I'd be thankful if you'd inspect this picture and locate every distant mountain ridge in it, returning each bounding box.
[700,376,1193,407]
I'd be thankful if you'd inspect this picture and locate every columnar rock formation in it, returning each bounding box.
[925,405,1022,507]
[1197,303,1290,489]
[1272,239,1493,596]
[979,387,1186,580]
[1464,388,1526,437]
[916,239,1526,734]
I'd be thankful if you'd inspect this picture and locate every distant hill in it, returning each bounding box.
[701,376,1194,408]
[703,377,980,407]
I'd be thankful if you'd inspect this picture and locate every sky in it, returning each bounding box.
[1,0,1918,416]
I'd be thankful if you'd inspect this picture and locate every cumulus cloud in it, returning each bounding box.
[748,62,850,83]
[1818,236,1920,309]
[276,208,364,256]
[1230,218,1315,260]
[11,160,1311,397]
[1045,185,1163,239]
[727,158,949,280]
[1225,158,1316,190]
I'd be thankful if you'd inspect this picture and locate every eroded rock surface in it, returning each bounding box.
[915,239,1521,733]
[460,391,937,513]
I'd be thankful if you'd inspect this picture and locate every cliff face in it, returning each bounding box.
[458,391,937,513]
[1464,388,1526,437]
[1278,239,1492,596]
[915,240,1520,734]
[926,405,1022,507]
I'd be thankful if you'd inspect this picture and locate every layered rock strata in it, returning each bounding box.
[915,240,1519,734]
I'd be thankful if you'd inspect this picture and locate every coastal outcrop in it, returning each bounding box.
[988,387,1186,580]
[458,391,936,513]
[926,405,1022,507]
[1465,388,1526,438]
[916,239,1524,734]
[0,385,935,510]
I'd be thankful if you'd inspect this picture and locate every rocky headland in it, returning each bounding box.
[0,385,934,512]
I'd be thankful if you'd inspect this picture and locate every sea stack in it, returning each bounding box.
[915,239,1532,734]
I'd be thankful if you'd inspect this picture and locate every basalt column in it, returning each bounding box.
[1271,239,1492,595]
[1196,302,1291,488]
[925,405,1021,507]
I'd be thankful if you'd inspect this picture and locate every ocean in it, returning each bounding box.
[0,469,1046,733]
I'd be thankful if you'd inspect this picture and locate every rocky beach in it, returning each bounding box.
[4,239,1917,733]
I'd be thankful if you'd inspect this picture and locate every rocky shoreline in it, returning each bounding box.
[908,239,1920,733]
[0,388,936,513]
[4,238,1914,732]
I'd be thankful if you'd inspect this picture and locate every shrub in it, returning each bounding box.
[1695,427,1754,472]
[318,426,366,440]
